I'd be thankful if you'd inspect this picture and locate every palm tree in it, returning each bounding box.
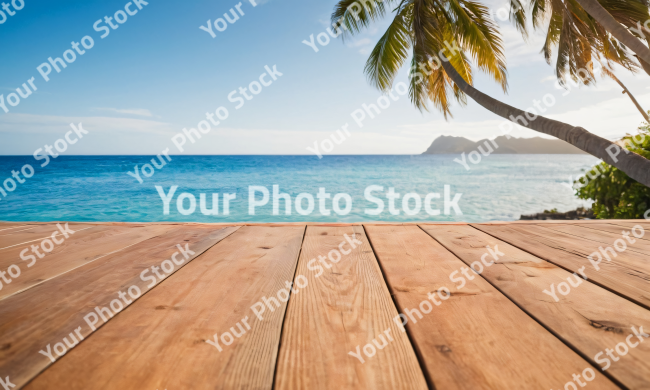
[331,0,650,187]
[530,0,650,121]
[568,0,650,72]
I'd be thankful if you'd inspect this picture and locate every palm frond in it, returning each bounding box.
[542,8,563,65]
[333,0,511,121]
[534,0,648,87]
[450,0,507,91]
[555,6,596,85]
[365,4,413,90]
[426,65,456,118]
[408,55,431,112]
[508,0,528,38]
[598,0,650,36]
[331,0,400,36]
[531,0,549,29]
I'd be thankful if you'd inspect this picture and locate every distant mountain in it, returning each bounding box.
[422,135,587,154]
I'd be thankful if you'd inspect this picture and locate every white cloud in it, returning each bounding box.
[500,25,548,68]
[0,113,174,135]
[92,108,154,117]
[0,114,436,155]
[0,113,178,155]
[398,119,550,142]
[346,38,373,55]
[134,127,433,155]
[547,93,650,140]
[347,38,372,47]
[477,0,551,69]
[400,92,650,144]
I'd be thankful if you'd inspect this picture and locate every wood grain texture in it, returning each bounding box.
[0,225,36,234]
[610,220,650,225]
[0,225,29,232]
[275,226,427,390]
[364,225,618,390]
[25,226,303,390]
[0,226,238,390]
[0,224,90,250]
[536,223,650,256]
[475,223,650,310]
[583,222,650,241]
[0,224,175,300]
[422,224,650,389]
[478,219,648,225]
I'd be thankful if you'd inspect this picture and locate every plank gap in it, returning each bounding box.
[421,224,630,390]
[271,225,308,390]
[363,224,436,390]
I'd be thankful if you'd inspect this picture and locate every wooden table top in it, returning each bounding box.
[0,220,648,389]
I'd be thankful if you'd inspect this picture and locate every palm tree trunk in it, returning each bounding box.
[609,73,650,122]
[573,0,650,71]
[439,60,650,188]
[634,54,650,76]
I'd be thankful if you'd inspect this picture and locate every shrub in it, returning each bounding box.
[574,122,650,219]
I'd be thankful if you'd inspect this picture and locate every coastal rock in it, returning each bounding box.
[423,135,587,154]
[520,207,594,220]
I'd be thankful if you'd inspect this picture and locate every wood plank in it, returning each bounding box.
[576,223,650,242]
[0,224,90,250]
[0,226,41,237]
[482,219,649,225]
[0,224,156,273]
[474,223,650,310]
[0,225,54,236]
[24,226,303,390]
[275,226,427,390]
[538,223,650,256]
[0,225,28,233]
[0,225,239,390]
[421,224,650,389]
[364,225,618,390]
[0,224,175,300]
[605,220,650,235]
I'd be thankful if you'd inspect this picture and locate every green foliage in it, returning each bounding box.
[331,0,509,118]
[575,122,650,219]
[543,208,559,214]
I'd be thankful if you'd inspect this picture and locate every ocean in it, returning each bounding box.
[0,155,598,223]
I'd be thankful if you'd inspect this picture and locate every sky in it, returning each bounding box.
[1,0,650,155]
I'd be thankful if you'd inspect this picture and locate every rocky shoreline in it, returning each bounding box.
[519,207,594,220]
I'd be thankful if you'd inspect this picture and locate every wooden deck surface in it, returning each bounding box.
[1,220,649,389]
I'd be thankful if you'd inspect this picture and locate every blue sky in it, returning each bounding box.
[1,0,650,155]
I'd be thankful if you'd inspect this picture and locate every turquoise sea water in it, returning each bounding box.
[0,155,598,223]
